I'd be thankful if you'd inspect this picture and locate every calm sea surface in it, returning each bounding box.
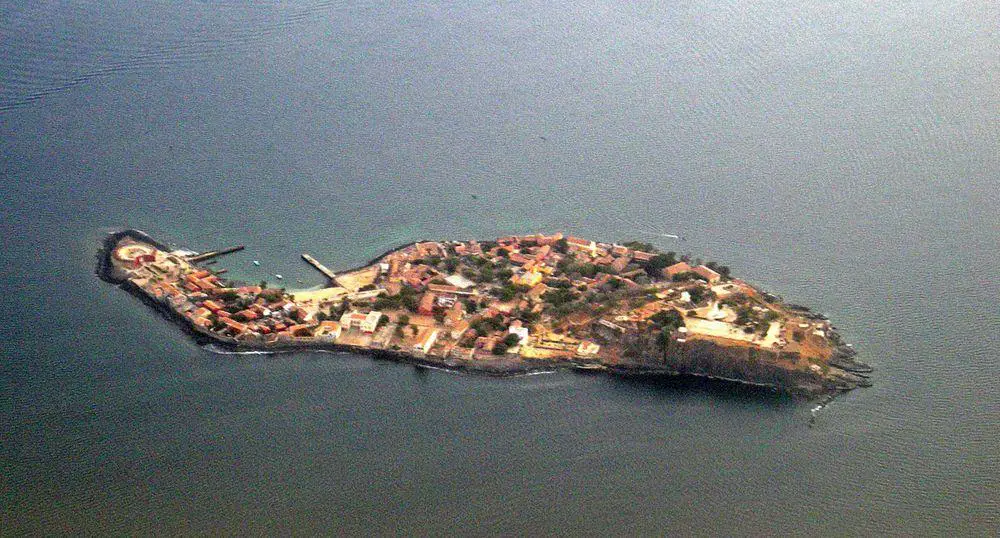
[2,1,998,534]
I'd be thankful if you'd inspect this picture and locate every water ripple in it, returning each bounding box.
[0,0,343,112]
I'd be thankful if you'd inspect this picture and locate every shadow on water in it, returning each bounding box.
[196,337,796,409]
[401,357,795,409]
[413,364,431,382]
[598,372,795,408]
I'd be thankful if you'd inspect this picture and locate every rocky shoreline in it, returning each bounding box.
[96,229,871,399]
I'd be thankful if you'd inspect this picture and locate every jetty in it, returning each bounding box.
[302,253,336,281]
[187,245,244,263]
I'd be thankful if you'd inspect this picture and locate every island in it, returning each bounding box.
[97,230,872,398]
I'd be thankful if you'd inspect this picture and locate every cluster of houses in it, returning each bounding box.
[118,242,347,344]
[367,233,718,358]
[114,231,829,366]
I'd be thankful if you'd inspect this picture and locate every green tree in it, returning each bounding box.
[643,253,678,278]
[494,283,528,302]
[705,261,731,279]
[735,306,754,325]
[578,263,600,278]
[672,271,703,282]
[542,287,577,307]
[657,329,672,351]
[402,294,418,312]
[260,289,284,302]
[503,333,522,346]
[471,315,506,335]
[621,241,656,253]
[649,309,683,330]
[478,265,495,282]
[687,286,709,305]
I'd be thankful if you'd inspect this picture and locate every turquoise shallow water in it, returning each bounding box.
[2,1,998,534]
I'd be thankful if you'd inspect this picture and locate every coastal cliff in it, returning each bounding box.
[607,336,868,397]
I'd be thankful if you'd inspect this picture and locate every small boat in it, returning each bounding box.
[252,260,260,266]
[275,274,283,280]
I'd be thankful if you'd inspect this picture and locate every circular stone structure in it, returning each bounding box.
[114,243,155,263]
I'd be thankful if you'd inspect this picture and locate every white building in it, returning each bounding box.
[508,323,529,345]
[339,310,372,332]
[414,329,439,353]
[360,311,383,334]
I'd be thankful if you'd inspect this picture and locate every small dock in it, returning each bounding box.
[188,245,245,263]
[302,253,336,280]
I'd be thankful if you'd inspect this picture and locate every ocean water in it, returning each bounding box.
[1,1,998,534]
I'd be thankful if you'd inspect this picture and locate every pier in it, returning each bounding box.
[187,245,245,263]
[302,253,336,281]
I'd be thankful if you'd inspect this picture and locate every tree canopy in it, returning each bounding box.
[649,309,684,330]
[642,252,678,278]
[621,241,656,253]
